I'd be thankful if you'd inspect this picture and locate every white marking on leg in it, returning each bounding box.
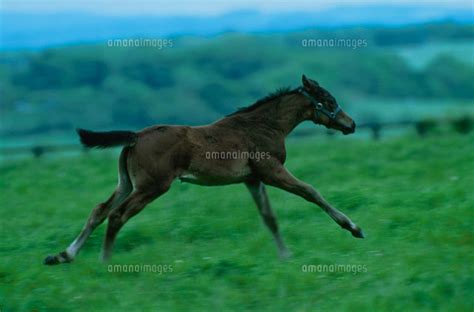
[66,235,85,258]
[66,225,94,258]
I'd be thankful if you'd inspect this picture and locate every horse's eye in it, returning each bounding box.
[316,103,323,109]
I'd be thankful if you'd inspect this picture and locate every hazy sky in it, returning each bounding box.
[1,0,471,15]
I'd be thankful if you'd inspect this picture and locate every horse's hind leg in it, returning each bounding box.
[44,148,132,265]
[43,191,122,265]
[101,178,173,262]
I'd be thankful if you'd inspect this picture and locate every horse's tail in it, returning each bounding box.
[76,128,137,149]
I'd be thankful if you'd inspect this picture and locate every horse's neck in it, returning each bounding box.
[254,95,307,136]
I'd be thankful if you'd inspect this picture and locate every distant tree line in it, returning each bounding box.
[0,22,472,136]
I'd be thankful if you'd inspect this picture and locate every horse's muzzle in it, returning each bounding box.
[342,122,356,135]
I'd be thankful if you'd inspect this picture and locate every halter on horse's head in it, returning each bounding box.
[299,75,356,135]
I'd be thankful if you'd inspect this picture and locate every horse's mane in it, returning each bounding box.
[227,87,298,117]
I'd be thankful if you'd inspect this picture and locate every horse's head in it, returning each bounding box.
[300,75,356,135]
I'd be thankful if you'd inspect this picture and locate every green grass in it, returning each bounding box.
[1,133,473,311]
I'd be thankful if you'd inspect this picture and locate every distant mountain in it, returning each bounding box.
[1,5,472,50]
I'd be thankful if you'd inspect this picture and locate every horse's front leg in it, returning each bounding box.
[255,159,364,238]
[245,180,291,259]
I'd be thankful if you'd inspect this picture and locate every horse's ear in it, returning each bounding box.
[302,74,310,87]
[302,74,317,90]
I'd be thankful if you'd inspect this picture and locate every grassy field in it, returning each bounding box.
[1,132,473,311]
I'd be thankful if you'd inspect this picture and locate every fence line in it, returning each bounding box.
[0,117,472,158]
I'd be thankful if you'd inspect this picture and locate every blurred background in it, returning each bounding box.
[0,1,473,311]
[0,0,473,149]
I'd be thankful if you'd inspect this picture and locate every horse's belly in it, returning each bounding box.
[178,166,252,186]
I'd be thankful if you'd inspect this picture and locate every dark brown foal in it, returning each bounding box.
[44,75,363,265]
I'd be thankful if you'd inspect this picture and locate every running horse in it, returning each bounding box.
[44,75,363,265]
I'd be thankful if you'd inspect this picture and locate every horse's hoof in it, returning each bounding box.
[43,255,60,265]
[341,223,365,239]
[352,227,365,239]
[278,249,293,260]
[43,251,72,265]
